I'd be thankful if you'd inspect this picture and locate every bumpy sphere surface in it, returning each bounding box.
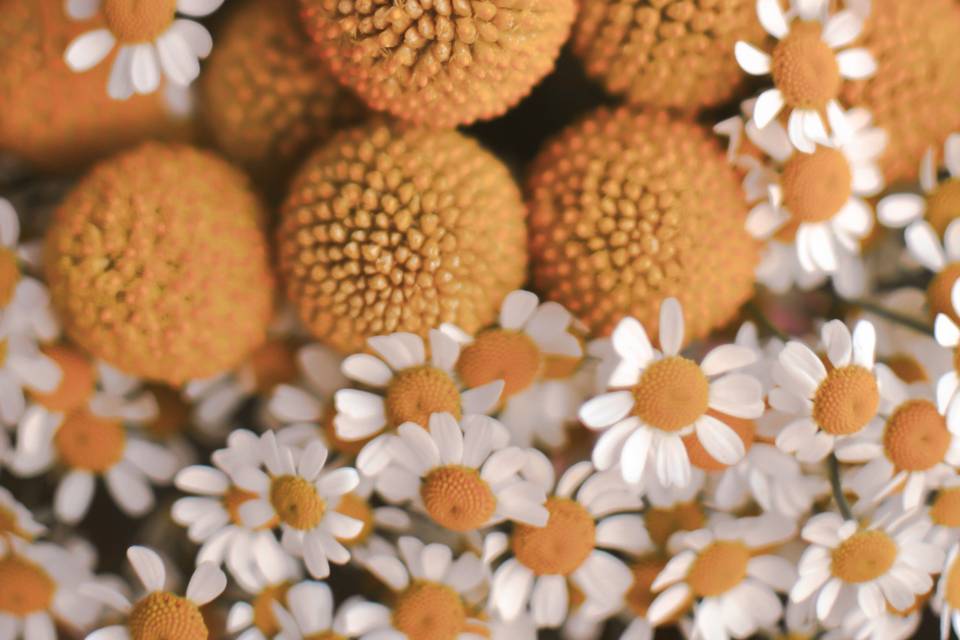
[298,0,576,128]
[842,0,960,183]
[572,0,763,110]
[277,122,527,353]
[201,0,362,189]
[0,0,186,173]
[45,143,275,385]
[527,108,758,342]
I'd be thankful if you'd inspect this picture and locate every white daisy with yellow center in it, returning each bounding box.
[830,604,922,640]
[878,134,960,232]
[232,432,364,579]
[81,546,226,640]
[934,280,960,425]
[772,319,880,462]
[937,543,960,640]
[349,537,488,640]
[790,511,944,620]
[579,298,764,487]
[899,220,960,324]
[64,0,222,99]
[335,330,504,477]
[486,457,644,628]
[225,535,302,640]
[648,515,797,640]
[270,581,353,640]
[735,0,876,153]
[440,290,585,449]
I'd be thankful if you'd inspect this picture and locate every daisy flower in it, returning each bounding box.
[486,457,644,627]
[877,134,960,235]
[790,510,944,620]
[231,431,364,578]
[579,298,764,487]
[349,537,488,639]
[0,198,58,342]
[648,515,797,640]
[899,218,960,324]
[269,581,354,640]
[335,330,504,476]
[374,412,548,532]
[81,546,226,640]
[826,605,921,640]
[0,327,60,428]
[934,280,960,421]
[937,542,960,640]
[0,488,45,553]
[63,0,223,99]
[440,290,585,449]
[771,319,880,462]
[225,535,302,640]
[735,0,876,152]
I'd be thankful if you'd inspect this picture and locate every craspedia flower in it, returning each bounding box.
[277,122,527,354]
[572,0,765,110]
[298,0,576,128]
[199,0,363,190]
[527,108,758,342]
[44,142,275,385]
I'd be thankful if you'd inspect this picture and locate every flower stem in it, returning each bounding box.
[747,301,789,342]
[828,453,853,521]
[847,298,933,337]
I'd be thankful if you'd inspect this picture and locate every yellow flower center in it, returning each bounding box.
[928,263,960,325]
[946,553,960,610]
[926,178,960,237]
[385,365,462,429]
[812,365,879,436]
[269,476,326,530]
[781,147,853,223]
[645,501,707,549]
[884,354,929,384]
[29,345,95,413]
[830,530,898,583]
[684,413,756,471]
[103,0,178,44]
[252,582,291,637]
[144,385,190,440]
[54,408,126,473]
[512,497,595,576]
[0,247,18,307]
[456,329,542,399]
[420,465,496,532]
[685,541,751,597]
[632,357,709,432]
[334,493,375,546]
[248,339,299,393]
[771,21,841,109]
[883,399,951,471]
[0,555,55,616]
[625,555,670,618]
[930,488,960,527]
[391,580,467,640]
[304,634,346,640]
[128,591,208,640]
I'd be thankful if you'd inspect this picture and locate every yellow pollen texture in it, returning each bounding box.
[420,465,496,532]
[334,493,375,545]
[299,0,576,128]
[44,143,275,385]
[928,263,960,325]
[54,408,126,473]
[512,497,595,576]
[812,365,879,436]
[831,530,897,583]
[252,582,291,636]
[391,580,467,640]
[0,555,55,616]
[926,179,960,236]
[632,357,709,432]
[270,475,326,530]
[385,365,462,429]
[127,591,208,640]
[277,123,527,354]
[572,0,765,109]
[946,553,960,609]
[771,21,841,110]
[456,329,542,399]
[781,147,853,223]
[684,413,756,471]
[645,501,706,549]
[883,399,950,471]
[102,0,176,43]
[686,541,750,597]
[0,247,19,307]
[931,488,960,527]
[625,554,670,618]
[29,345,95,413]
[527,108,758,342]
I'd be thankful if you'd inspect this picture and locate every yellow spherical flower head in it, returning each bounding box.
[572,0,765,110]
[0,0,188,173]
[298,0,575,128]
[278,122,527,354]
[842,0,960,183]
[199,0,363,191]
[45,143,275,385]
[527,108,758,343]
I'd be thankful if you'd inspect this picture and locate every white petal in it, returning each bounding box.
[499,290,539,330]
[735,41,772,75]
[366,555,410,591]
[429,412,464,465]
[127,546,166,592]
[821,10,864,48]
[175,466,228,495]
[341,354,393,387]
[85,626,129,640]
[648,583,692,625]
[612,317,654,367]
[531,575,568,627]
[747,555,797,591]
[55,470,95,524]
[700,344,757,376]
[78,583,131,614]
[852,320,876,369]
[836,48,877,79]
[821,319,853,367]
[155,29,200,86]
[66,0,101,19]
[921,147,938,193]
[946,133,960,178]
[186,563,227,605]
[877,194,925,228]
[746,202,789,239]
[906,221,947,271]
[317,468,360,498]
[788,109,816,154]
[708,373,764,417]
[579,391,634,429]
[695,415,746,465]
[106,466,153,517]
[130,44,161,95]
[620,427,653,484]
[937,315,960,348]
[757,0,789,38]
[754,89,785,129]
[658,298,684,355]
[429,329,460,372]
[460,380,503,415]
[176,0,225,18]
[64,29,116,72]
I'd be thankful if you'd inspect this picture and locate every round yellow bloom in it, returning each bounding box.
[45,143,275,385]
[277,122,526,353]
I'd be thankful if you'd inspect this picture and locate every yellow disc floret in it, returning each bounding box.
[771,21,841,110]
[54,408,126,473]
[883,399,950,471]
[0,247,18,307]
[385,366,462,429]
[391,580,467,640]
[625,555,671,618]
[252,582,291,637]
[420,465,496,532]
[277,123,526,353]
[812,365,880,436]
[512,497,595,576]
[645,501,706,549]
[781,147,853,223]
[270,476,326,530]
[831,530,897,583]
[127,591,208,640]
[102,0,176,43]
[456,330,542,399]
[45,143,275,385]
[28,345,95,413]
[0,555,55,616]
[686,541,751,597]
[632,357,709,432]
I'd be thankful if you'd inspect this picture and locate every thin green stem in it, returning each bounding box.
[828,453,853,521]
[746,300,789,342]
[847,298,933,337]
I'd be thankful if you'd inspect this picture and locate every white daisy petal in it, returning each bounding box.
[821,319,853,367]
[920,147,938,193]
[55,470,95,524]
[852,320,876,369]
[127,546,166,592]
[695,415,746,465]
[735,41,772,75]
[78,583,131,614]
[612,317,654,368]
[877,194,925,228]
[186,563,227,606]
[155,29,200,86]
[905,221,946,271]
[754,89,785,129]
[579,391,634,429]
[946,133,960,178]
[757,0,789,38]
[532,575,568,628]
[64,29,116,72]
[130,44,161,95]
[938,314,960,348]
[66,0,102,19]
[821,10,864,48]
[836,48,877,79]
[648,583,692,625]
[658,298,684,356]
[460,380,504,415]
[429,412,464,465]
[341,354,393,387]
[620,427,653,484]
[700,345,757,376]
[177,0,225,18]
[429,329,460,372]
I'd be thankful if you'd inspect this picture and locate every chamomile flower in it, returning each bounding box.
[224,536,302,640]
[901,218,960,323]
[335,330,504,476]
[374,412,548,532]
[64,0,223,99]
[440,290,585,449]
[0,327,60,428]
[877,134,960,235]
[0,198,58,342]
[269,581,353,640]
[0,489,45,553]
[937,543,960,640]
[734,0,877,152]
[486,458,643,627]
[934,280,960,420]
[231,432,363,578]
[790,511,944,620]
[579,298,764,487]
[827,605,921,640]
[772,319,880,462]
[81,546,226,640]
[351,537,488,639]
[648,515,797,640]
